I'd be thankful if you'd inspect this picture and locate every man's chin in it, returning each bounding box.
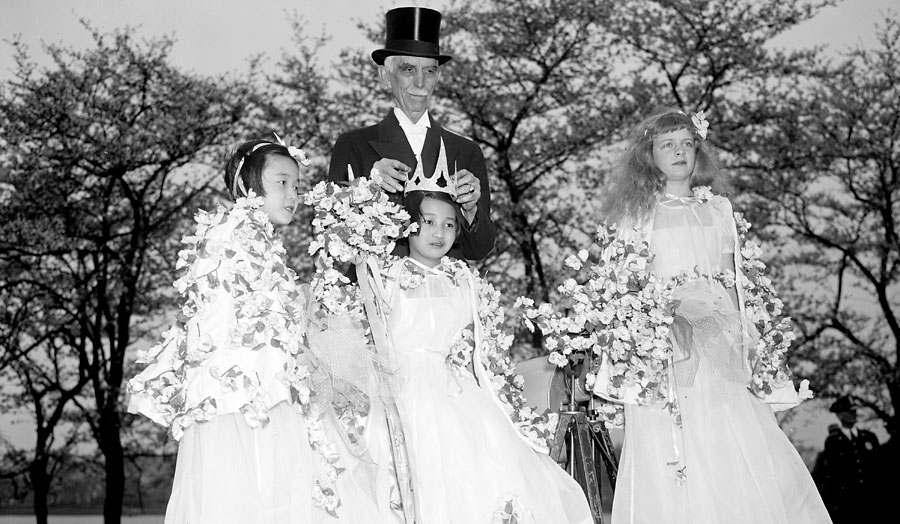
[404,97,429,108]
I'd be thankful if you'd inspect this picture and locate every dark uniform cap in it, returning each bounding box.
[829,395,858,414]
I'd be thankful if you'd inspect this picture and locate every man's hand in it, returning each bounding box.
[453,169,480,224]
[371,158,410,193]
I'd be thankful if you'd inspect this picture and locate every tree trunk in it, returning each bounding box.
[29,457,50,524]
[505,176,551,353]
[100,407,125,524]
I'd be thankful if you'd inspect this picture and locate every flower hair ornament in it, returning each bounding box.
[231,133,311,197]
[273,132,311,166]
[691,111,709,140]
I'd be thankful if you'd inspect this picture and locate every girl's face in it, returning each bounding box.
[409,197,458,268]
[260,155,300,227]
[652,128,696,183]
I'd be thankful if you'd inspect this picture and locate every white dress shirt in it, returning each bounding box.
[394,108,431,156]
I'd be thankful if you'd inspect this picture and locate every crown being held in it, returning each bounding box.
[404,137,457,197]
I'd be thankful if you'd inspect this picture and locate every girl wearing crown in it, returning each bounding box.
[596,108,830,524]
[354,160,593,523]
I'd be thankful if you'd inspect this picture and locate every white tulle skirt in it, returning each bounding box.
[378,350,593,524]
[611,289,831,524]
[163,401,389,524]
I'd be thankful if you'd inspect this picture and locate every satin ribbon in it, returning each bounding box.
[356,259,419,524]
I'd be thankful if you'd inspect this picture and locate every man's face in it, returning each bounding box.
[380,55,441,123]
[836,409,858,428]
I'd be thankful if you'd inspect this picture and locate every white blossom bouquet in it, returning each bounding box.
[516,223,677,427]
[304,177,418,317]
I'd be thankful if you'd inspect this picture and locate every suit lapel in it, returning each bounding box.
[370,111,417,173]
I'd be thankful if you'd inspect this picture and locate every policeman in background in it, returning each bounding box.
[812,396,881,524]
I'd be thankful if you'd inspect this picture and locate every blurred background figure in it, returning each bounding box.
[812,396,881,524]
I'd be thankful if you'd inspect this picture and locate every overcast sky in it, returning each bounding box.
[1,0,897,81]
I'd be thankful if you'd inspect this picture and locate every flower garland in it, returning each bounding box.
[516,222,677,428]
[128,192,342,515]
[473,271,560,451]
[731,212,805,400]
[447,328,475,371]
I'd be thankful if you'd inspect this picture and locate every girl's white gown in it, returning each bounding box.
[127,203,387,524]
[376,258,593,524]
[611,196,831,524]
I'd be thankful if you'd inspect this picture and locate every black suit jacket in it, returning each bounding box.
[327,110,496,261]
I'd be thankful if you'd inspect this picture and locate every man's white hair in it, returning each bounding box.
[382,55,440,72]
[383,55,401,71]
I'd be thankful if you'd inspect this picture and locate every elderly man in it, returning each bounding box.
[327,6,496,261]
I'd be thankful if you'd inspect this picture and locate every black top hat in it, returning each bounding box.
[371,7,452,65]
[829,396,857,413]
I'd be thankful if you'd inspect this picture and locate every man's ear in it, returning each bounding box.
[377,65,391,87]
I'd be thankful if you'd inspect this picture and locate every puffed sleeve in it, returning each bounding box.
[127,219,240,429]
[709,195,736,255]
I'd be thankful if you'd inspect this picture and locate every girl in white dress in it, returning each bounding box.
[127,139,382,524]
[364,189,593,524]
[598,108,831,524]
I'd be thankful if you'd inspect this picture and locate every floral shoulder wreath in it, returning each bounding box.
[132,192,344,515]
[134,192,308,436]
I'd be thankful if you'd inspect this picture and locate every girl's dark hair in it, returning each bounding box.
[223,140,294,200]
[403,190,465,243]
[598,106,724,225]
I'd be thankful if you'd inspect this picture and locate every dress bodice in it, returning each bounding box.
[649,196,735,279]
[385,259,474,357]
